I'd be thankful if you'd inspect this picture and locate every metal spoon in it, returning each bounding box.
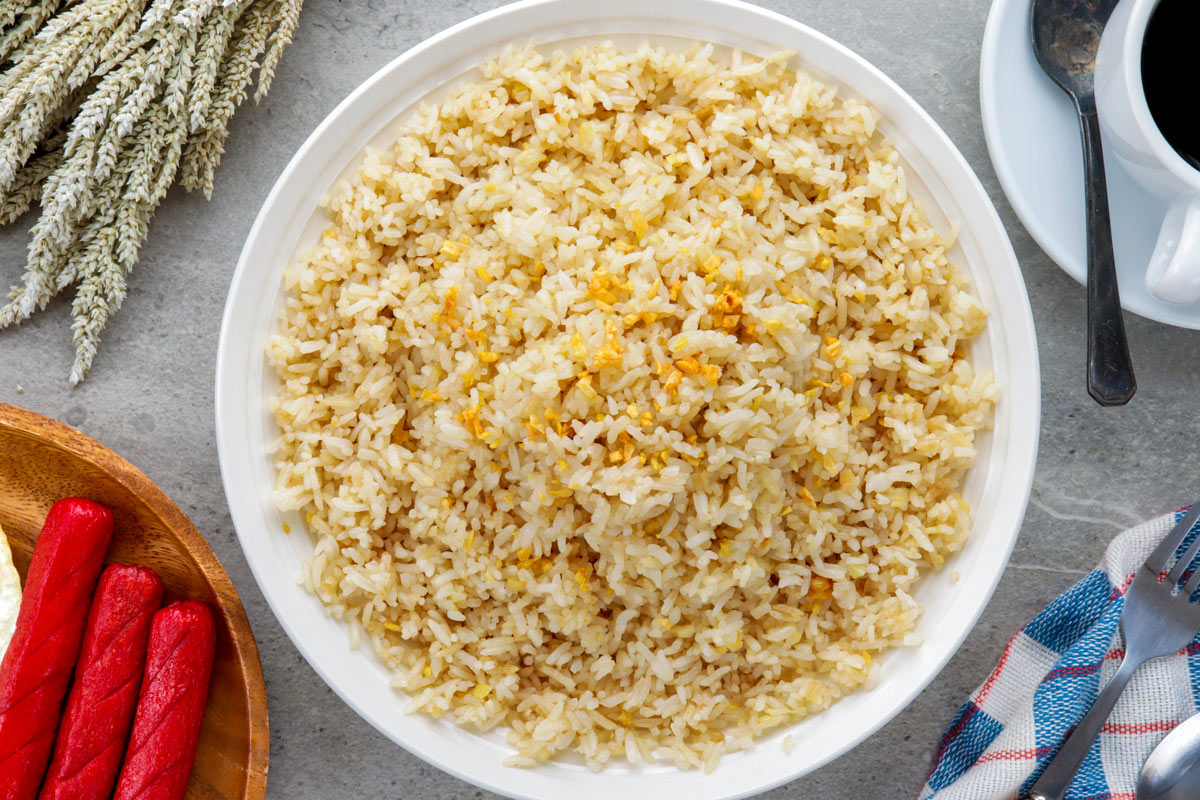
[1137,713,1200,800]
[1032,0,1136,405]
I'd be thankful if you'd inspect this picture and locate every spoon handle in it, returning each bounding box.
[1078,105,1136,405]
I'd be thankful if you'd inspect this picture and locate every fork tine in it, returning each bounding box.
[1145,505,1200,577]
[1183,560,1200,602]
[1168,518,1200,584]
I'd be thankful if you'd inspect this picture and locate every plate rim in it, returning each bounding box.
[979,0,1081,285]
[0,402,270,800]
[217,0,1040,797]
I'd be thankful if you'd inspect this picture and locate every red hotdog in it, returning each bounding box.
[0,497,114,800]
[39,564,164,800]
[113,601,216,800]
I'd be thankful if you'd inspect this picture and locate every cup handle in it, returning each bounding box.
[1146,197,1200,305]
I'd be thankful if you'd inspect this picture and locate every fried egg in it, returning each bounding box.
[0,522,20,660]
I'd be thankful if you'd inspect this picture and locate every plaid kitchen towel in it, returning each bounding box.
[920,507,1200,800]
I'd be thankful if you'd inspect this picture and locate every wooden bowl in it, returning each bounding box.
[0,403,268,800]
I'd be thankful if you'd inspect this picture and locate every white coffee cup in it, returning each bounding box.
[1096,0,1200,305]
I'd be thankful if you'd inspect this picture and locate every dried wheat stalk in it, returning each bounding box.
[0,0,304,382]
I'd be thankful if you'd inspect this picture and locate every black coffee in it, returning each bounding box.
[1142,0,1200,169]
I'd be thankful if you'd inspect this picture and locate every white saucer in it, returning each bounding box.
[980,0,1200,329]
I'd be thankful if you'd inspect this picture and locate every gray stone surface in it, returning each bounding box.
[1,0,1198,796]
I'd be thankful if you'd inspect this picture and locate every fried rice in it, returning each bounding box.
[267,42,995,771]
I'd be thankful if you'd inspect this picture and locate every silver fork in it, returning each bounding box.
[1031,504,1200,800]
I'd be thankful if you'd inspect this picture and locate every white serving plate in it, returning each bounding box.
[215,1,1041,798]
